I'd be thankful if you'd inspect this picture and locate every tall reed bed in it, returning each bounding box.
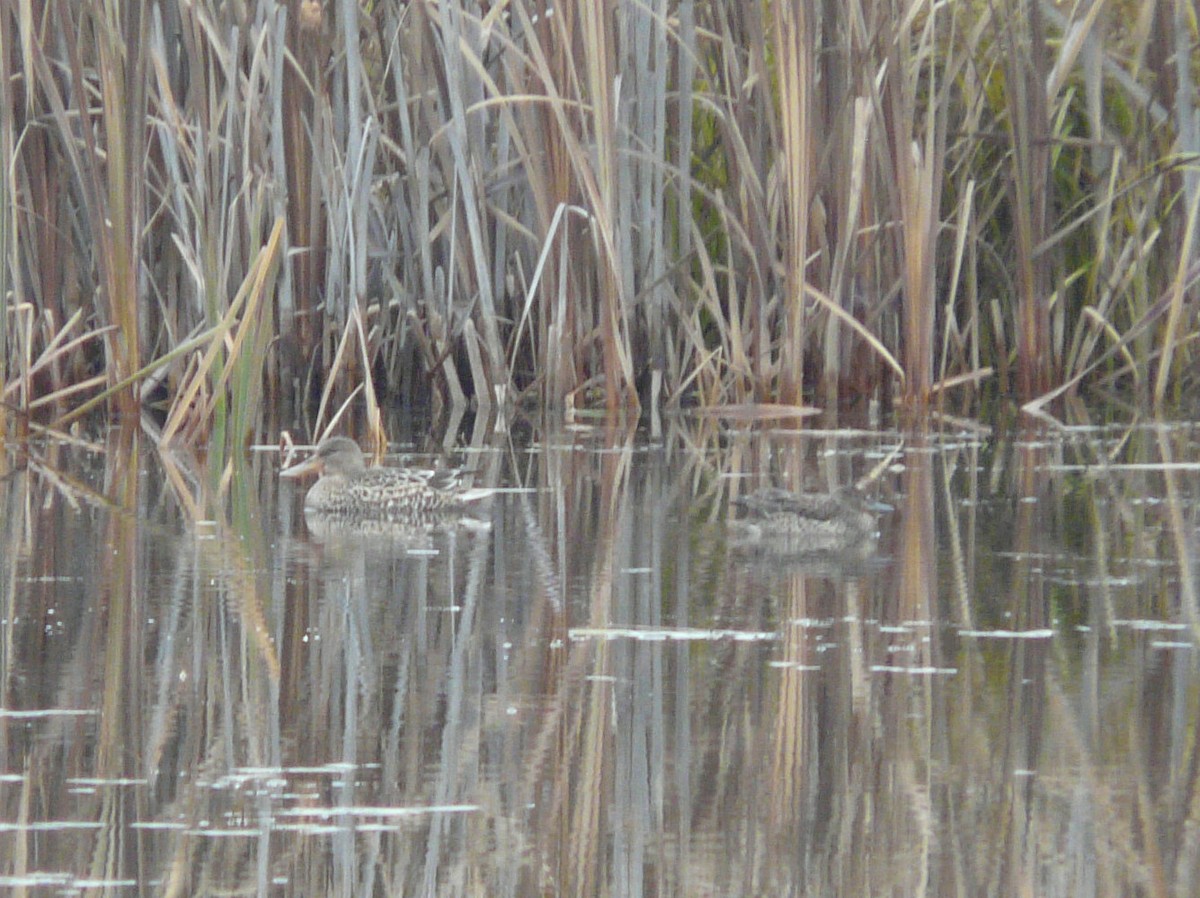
[0,0,1195,444]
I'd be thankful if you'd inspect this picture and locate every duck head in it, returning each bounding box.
[280,436,367,480]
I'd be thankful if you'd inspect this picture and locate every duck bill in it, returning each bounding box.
[281,454,323,480]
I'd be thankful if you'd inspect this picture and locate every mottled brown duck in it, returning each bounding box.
[281,436,494,519]
[730,487,889,556]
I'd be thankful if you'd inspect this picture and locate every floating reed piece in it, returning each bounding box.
[1,0,1197,442]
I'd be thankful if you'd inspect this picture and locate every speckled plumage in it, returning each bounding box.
[281,436,494,520]
[730,487,886,555]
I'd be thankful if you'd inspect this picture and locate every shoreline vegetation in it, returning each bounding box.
[1,1,1197,449]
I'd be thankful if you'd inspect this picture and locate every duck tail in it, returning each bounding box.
[457,487,497,504]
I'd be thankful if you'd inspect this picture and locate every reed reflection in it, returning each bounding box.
[0,421,1198,895]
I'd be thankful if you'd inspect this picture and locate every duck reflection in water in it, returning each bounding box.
[729,487,890,561]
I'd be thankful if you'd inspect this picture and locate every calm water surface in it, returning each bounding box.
[1,419,1198,896]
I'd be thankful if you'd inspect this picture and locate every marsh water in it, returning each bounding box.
[2,416,1198,896]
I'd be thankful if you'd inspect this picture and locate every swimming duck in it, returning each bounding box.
[730,487,888,556]
[280,436,494,519]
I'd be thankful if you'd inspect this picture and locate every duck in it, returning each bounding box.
[280,436,495,519]
[729,486,889,556]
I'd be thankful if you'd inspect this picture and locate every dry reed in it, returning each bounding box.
[1,0,1197,447]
